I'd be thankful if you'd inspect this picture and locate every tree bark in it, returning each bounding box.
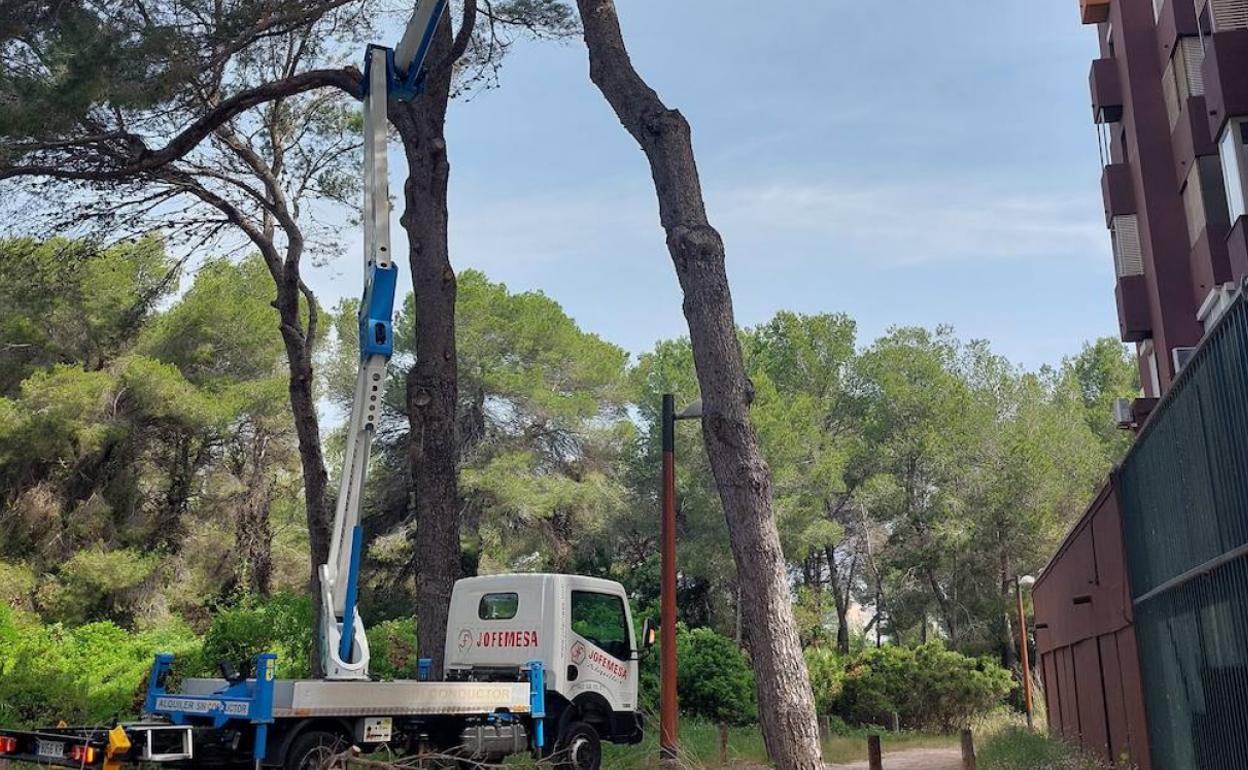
[390,13,461,678]
[826,545,851,654]
[573,3,822,767]
[235,431,276,598]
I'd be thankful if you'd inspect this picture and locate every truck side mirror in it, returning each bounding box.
[641,618,657,650]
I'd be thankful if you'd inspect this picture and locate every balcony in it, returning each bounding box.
[1155,0,1200,62]
[1116,274,1152,343]
[1090,58,1123,124]
[1203,30,1248,137]
[1102,163,1135,226]
[1082,0,1111,24]
[1172,96,1217,185]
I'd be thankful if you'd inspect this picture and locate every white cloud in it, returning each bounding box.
[708,178,1108,268]
[443,174,1108,276]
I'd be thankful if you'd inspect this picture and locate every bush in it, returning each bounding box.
[200,593,314,679]
[837,642,1013,732]
[367,618,420,680]
[805,646,846,716]
[639,625,757,725]
[676,628,757,725]
[0,609,199,727]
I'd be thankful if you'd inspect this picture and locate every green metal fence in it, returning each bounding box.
[1120,288,1248,769]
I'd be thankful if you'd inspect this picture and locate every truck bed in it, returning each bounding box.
[176,678,533,718]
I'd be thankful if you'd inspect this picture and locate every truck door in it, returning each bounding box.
[566,589,636,711]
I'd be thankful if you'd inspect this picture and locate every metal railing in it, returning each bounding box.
[1118,282,1248,769]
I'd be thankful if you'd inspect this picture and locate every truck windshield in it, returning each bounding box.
[571,591,630,661]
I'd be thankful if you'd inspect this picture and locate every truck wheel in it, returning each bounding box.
[285,730,349,770]
[554,721,601,770]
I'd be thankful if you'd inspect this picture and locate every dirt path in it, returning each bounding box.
[826,746,964,770]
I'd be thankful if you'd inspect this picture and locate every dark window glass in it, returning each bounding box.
[478,592,519,620]
[571,591,630,661]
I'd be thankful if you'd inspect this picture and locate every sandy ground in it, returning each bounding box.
[825,746,964,770]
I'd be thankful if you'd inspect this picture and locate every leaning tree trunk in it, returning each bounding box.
[275,252,334,676]
[574,3,822,767]
[390,14,461,678]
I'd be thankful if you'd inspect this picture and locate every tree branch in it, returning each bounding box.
[1,67,362,183]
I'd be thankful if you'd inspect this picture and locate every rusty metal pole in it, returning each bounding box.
[660,394,679,764]
[1016,579,1034,729]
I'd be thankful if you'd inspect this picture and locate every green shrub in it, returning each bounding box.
[805,646,846,716]
[200,593,314,679]
[837,642,1013,732]
[677,628,757,725]
[639,625,757,725]
[367,618,420,680]
[0,611,199,728]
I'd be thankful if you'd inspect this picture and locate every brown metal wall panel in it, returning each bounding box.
[1116,628,1154,770]
[1061,648,1081,741]
[1033,474,1152,766]
[1075,639,1110,760]
[1043,651,1064,736]
[1099,634,1130,766]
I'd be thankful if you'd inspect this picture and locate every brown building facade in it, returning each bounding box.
[1081,0,1248,406]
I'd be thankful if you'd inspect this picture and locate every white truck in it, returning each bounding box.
[0,4,651,770]
[445,574,647,755]
[0,573,650,770]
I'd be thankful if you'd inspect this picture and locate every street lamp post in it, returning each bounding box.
[1015,574,1037,729]
[659,394,701,764]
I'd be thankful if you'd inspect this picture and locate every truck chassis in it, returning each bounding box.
[0,653,550,770]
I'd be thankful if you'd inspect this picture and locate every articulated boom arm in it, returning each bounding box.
[319,0,449,681]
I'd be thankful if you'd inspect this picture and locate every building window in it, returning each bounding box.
[1182,176,1205,247]
[1180,157,1227,247]
[1162,38,1206,130]
[1208,0,1248,31]
[1112,214,1145,277]
[1141,340,1162,397]
[1220,119,1248,222]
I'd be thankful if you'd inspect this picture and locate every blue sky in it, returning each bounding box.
[307,0,1112,370]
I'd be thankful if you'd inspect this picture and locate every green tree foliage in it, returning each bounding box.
[0,239,308,631]
[327,270,633,618]
[0,243,1121,729]
[1054,337,1140,459]
[0,237,177,395]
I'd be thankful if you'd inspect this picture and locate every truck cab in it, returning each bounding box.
[444,574,645,755]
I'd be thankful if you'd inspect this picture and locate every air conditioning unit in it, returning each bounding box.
[1113,398,1134,428]
[1198,283,1238,328]
[1173,347,1197,373]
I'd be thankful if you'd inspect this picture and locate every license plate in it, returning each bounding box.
[37,739,65,758]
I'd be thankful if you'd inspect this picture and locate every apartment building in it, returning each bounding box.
[1081,0,1248,409]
